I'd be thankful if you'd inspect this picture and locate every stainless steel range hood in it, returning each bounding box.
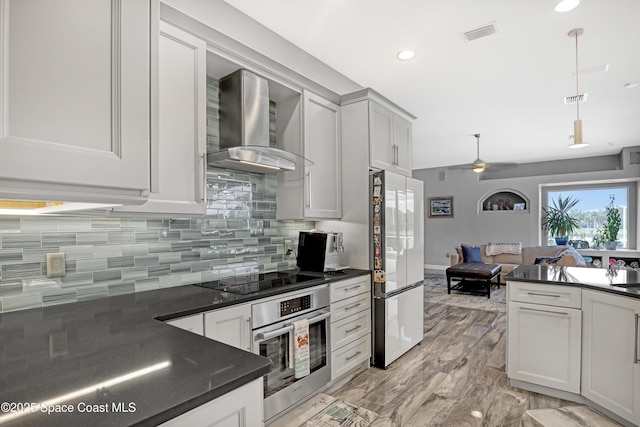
[207,69,298,173]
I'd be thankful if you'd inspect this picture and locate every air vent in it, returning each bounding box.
[464,22,500,41]
[564,93,587,104]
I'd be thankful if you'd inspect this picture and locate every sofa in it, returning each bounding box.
[450,243,587,282]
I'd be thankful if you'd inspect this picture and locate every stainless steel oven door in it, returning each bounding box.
[253,309,331,422]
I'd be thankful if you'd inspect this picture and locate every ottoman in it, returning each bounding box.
[446,263,502,299]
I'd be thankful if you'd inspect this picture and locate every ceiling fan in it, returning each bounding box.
[448,134,517,173]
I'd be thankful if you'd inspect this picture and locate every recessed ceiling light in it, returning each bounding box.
[624,82,639,89]
[397,50,415,60]
[555,0,579,12]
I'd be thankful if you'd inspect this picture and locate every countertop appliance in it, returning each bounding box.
[251,286,331,422]
[370,170,425,368]
[297,230,349,273]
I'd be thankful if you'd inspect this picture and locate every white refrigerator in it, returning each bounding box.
[371,170,424,368]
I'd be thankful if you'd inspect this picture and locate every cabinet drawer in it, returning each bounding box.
[508,281,581,308]
[331,309,371,350]
[330,275,371,303]
[331,292,370,323]
[331,334,371,380]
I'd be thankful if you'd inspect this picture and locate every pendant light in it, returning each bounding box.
[568,28,588,149]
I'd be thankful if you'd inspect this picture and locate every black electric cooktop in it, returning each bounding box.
[195,269,327,295]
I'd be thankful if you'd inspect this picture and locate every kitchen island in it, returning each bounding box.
[506,265,640,427]
[0,269,370,426]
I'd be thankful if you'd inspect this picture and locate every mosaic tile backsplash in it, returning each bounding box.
[0,77,313,313]
[0,170,313,313]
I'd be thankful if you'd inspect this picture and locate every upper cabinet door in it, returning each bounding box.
[393,115,412,176]
[277,90,342,220]
[303,92,342,219]
[112,20,206,216]
[369,101,413,177]
[369,103,394,172]
[0,0,153,203]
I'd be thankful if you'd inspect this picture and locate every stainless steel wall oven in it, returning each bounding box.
[251,286,331,421]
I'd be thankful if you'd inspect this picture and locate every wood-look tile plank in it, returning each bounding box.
[287,293,621,427]
[526,405,623,427]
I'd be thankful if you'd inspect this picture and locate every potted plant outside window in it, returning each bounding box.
[602,195,622,250]
[542,195,580,246]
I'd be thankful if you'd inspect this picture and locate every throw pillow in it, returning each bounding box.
[534,256,562,265]
[486,242,522,256]
[461,245,483,263]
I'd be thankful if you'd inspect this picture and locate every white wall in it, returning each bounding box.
[414,147,640,269]
[162,0,361,96]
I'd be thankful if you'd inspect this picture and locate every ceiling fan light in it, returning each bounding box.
[472,160,485,173]
[555,0,579,12]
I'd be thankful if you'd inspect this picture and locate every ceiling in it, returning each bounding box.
[222,0,640,170]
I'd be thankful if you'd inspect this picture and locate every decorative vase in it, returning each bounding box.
[554,237,569,246]
[606,241,618,250]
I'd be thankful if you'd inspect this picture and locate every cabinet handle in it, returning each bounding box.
[520,307,569,316]
[306,172,311,208]
[635,314,639,364]
[200,153,207,202]
[345,351,362,361]
[344,303,362,311]
[395,145,399,165]
[245,317,251,351]
[343,285,361,292]
[526,292,561,298]
[256,312,330,340]
[345,325,362,334]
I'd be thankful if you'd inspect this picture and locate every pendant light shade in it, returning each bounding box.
[568,28,588,149]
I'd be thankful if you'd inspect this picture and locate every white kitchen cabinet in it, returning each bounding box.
[204,304,252,351]
[582,289,640,426]
[111,21,206,216]
[277,91,342,220]
[160,377,263,427]
[369,102,412,176]
[507,301,581,393]
[329,274,371,381]
[341,89,415,178]
[0,0,155,205]
[507,282,582,394]
[165,313,204,335]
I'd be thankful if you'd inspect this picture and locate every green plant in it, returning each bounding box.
[592,228,607,248]
[542,195,581,239]
[602,195,622,242]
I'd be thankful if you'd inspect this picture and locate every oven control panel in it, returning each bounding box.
[280,295,311,317]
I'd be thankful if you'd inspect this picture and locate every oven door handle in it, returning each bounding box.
[256,311,330,340]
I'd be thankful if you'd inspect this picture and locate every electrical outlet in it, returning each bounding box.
[284,240,293,253]
[46,252,66,278]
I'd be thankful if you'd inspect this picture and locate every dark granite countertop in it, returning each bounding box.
[505,265,640,299]
[0,269,370,426]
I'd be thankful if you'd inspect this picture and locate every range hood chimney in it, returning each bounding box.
[207,69,298,173]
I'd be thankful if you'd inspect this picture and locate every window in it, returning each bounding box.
[542,182,637,249]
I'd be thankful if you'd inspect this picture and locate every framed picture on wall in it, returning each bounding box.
[428,196,454,218]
